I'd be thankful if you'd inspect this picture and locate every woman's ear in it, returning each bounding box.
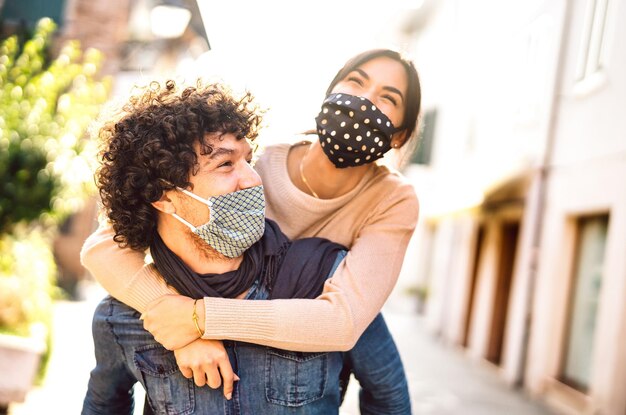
[391,130,408,149]
[151,190,177,214]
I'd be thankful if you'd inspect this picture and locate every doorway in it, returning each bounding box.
[462,224,485,347]
[486,221,520,365]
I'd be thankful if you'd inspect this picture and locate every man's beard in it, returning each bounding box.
[188,231,231,263]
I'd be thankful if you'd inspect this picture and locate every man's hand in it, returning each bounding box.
[142,295,204,350]
[174,338,240,399]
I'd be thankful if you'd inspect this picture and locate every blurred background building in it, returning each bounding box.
[1,0,624,414]
[398,1,626,414]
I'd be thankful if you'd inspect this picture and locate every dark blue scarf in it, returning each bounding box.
[149,219,347,300]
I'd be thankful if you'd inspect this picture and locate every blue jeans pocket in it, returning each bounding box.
[265,348,328,407]
[134,344,194,415]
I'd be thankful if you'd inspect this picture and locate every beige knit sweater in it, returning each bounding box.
[81,142,419,352]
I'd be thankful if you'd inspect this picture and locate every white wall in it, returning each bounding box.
[401,0,566,356]
[525,0,626,413]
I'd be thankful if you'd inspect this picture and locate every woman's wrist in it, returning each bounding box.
[196,298,206,336]
[192,299,205,337]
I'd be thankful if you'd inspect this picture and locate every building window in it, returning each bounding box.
[575,0,613,83]
[410,108,437,166]
[0,0,67,28]
[560,215,609,392]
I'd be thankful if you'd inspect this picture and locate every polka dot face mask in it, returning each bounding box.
[315,93,400,168]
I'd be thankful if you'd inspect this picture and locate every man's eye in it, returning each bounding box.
[218,161,233,168]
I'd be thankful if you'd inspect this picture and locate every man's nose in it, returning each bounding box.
[237,161,262,190]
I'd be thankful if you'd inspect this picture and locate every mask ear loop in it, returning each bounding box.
[170,213,197,231]
[177,187,210,205]
[155,179,207,230]
[176,186,218,226]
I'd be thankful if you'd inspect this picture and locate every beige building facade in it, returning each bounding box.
[397,0,626,414]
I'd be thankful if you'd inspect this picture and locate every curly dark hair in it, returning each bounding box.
[96,79,263,251]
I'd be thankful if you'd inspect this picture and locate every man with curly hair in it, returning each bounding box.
[81,80,347,414]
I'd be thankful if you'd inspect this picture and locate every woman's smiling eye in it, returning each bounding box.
[382,94,398,106]
[347,76,364,86]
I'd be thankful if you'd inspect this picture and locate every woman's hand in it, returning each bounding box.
[142,294,204,350]
[174,338,239,399]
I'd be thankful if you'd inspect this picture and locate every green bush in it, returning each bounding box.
[0,16,110,358]
[0,226,58,337]
[0,17,111,235]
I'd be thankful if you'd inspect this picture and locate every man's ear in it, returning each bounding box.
[151,190,177,214]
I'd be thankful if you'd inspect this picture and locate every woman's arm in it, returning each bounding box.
[143,185,419,352]
[80,223,178,312]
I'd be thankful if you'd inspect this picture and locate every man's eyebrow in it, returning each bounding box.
[351,68,405,102]
[208,147,235,160]
[200,147,234,167]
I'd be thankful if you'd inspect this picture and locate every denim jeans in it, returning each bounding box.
[330,250,411,414]
[82,251,411,414]
[342,313,412,414]
[81,296,343,415]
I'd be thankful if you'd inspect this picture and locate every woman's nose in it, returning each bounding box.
[360,89,376,103]
[360,87,376,102]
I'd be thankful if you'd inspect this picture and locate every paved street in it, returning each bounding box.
[8,282,556,415]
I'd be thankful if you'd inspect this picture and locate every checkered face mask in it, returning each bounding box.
[171,185,266,258]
